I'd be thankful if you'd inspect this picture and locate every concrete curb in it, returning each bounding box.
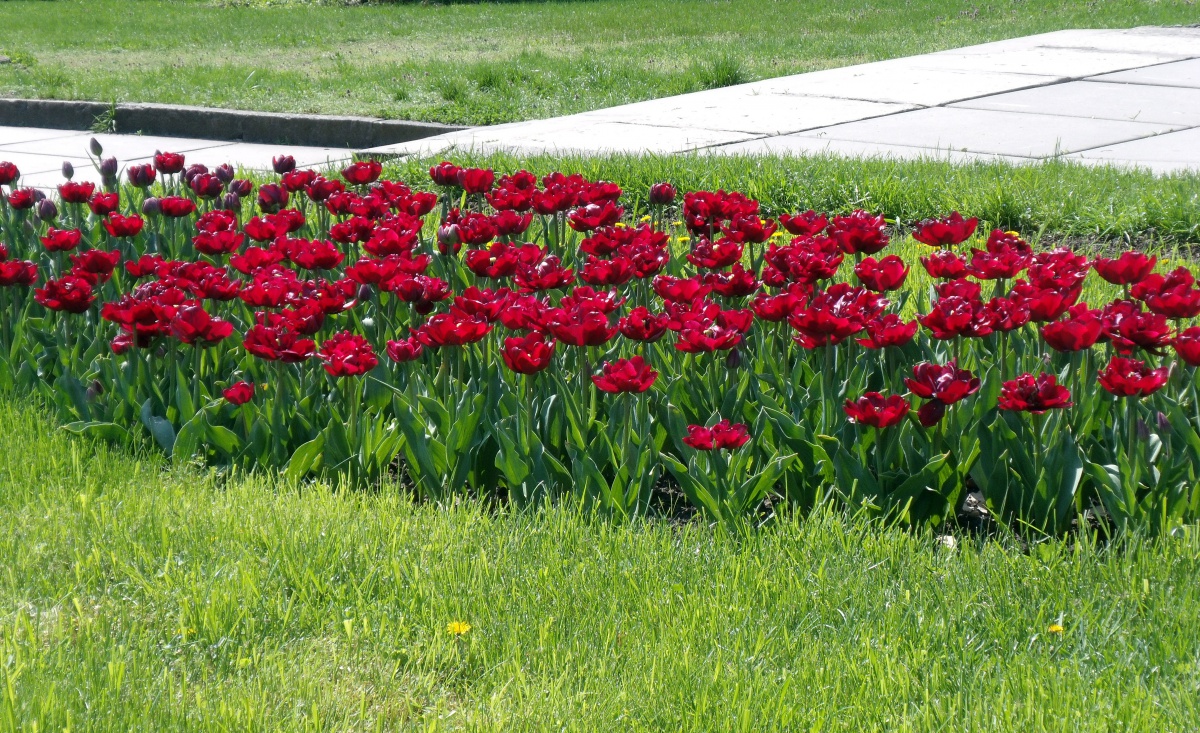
[0,98,465,149]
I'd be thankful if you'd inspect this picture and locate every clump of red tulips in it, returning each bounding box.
[1,145,1199,534]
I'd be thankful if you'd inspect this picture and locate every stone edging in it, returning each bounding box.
[0,98,464,149]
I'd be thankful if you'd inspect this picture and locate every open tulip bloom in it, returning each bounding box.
[2,155,1200,534]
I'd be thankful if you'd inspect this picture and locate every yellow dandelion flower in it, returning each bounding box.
[447,621,472,636]
[1005,230,1021,238]
[1047,623,1064,634]
[614,222,627,229]
[678,236,691,243]
[672,220,683,227]
[640,215,651,223]
[770,230,785,238]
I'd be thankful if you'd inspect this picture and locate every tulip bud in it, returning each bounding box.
[100,157,118,178]
[36,198,58,222]
[272,155,296,174]
[61,161,74,180]
[648,182,677,206]
[184,164,208,185]
[85,379,104,402]
[221,192,242,212]
[229,179,253,198]
[436,223,461,254]
[725,347,742,370]
[89,137,103,157]
[1157,411,1171,433]
[142,196,161,217]
[356,283,373,301]
[214,163,235,183]
[127,164,155,188]
[1136,418,1150,442]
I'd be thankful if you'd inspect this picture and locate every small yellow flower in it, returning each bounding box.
[678,236,690,243]
[770,230,785,238]
[639,215,651,223]
[614,222,627,229]
[447,621,472,636]
[1005,230,1021,238]
[672,220,683,227]
[1047,623,1064,634]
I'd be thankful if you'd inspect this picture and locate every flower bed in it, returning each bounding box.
[0,148,1198,533]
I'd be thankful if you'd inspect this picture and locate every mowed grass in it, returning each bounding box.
[1,397,1199,731]
[0,0,1197,125]
[379,152,1200,244]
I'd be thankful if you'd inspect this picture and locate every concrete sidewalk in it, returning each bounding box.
[365,26,1200,175]
[4,26,1200,182]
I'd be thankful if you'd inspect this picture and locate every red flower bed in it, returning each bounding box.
[1,149,1198,533]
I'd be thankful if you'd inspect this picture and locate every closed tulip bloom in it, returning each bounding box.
[618,307,670,342]
[829,210,889,255]
[272,155,296,174]
[1098,356,1169,398]
[905,361,980,404]
[857,314,918,349]
[69,249,121,283]
[243,323,316,363]
[429,161,462,187]
[57,181,95,204]
[7,188,38,209]
[648,182,677,205]
[0,161,19,185]
[1041,306,1102,352]
[415,314,492,348]
[159,196,197,218]
[88,192,119,217]
[1093,252,1156,286]
[568,201,624,232]
[855,255,909,292]
[911,211,978,247]
[256,183,289,214]
[341,160,383,186]
[171,304,234,346]
[682,420,750,450]
[126,164,157,188]
[998,373,1073,414]
[222,382,255,405]
[318,331,378,377]
[921,249,969,279]
[592,356,658,393]
[385,336,424,363]
[456,167,495,194]
[0,260,38,287]
[502,332,556,374]
[843,392,910,428]
[153,151,186,174]
[40,227,82,252]
[189,173,224,199]
[36,198,58,222]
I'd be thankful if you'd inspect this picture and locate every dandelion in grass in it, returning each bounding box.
[1048,623,1064,634]
[447,621,472,636]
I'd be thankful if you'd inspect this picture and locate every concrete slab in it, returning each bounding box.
[199,142,355,171]
[0,151,90,179]
[582,90,916,136]
[710,135,1032,166]
[964,27,1200,59]
[915,45,1188,80]
[790,107,1181,158]
[1089,58,1200,89]
[952,80,1200,126]
[1062,126,1200,172]
[0,126,88,147]
[0,132,238,163]
[745,59,1059,107]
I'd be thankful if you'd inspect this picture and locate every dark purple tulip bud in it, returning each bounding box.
[648,182,677,206]
[356,283,373,302]
[183,164,208,185]
[1157,411,1171,433]
[142,196,161,217]
[1137,418,1150,442]
[86,379,104,401]
[272,155,296,175]
[61,161,74,180]
[436,223,461,252]
[89,137,103,157]
[229,179,253,198]
[725,347,742,370]
[100,157,118,178]
[221,192,241,212]
[127,164,156,188]
[214,163,235,183]
[36,198,58,222]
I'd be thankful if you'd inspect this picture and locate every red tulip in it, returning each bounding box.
[57,181,95,204]
[7,188,38,209]
[920,249,969,279]
[618,307,670,342]
[568,201,624,232]
[541,307,615,347]
[514,256,575,292]
[223,382,254,405]
[386,336,424,363]
[998,373,1073,414]
[159,196,197,218]
[857,314,918,349]
[751,287,806,322]
[0,260,37,287]
[1173,327,1200,367]
[154,151,185,174]
[911,211,978,247]
[843,392,910,428]
[686,237,743,270]
[648,182,677,205]
[653,275,712,303]
[243,322,316,363]
[0,161,19,185]
[1093,252,1156,286]
[580,255,635,287]
[905,361,979,404]
[171,304,234,346]
[284,239,344,271]
[502,332,556,374]
[40,227,82,252]
[88,192,119,217]
[341,160,383,186]
[592,356,658,393]
[429,161,462,187]
[829,210,888,255]
[103,213,144,238]
[1133,267,1200,319]
[778,210,828,237]
[318,331,378,377]
[456,167,495,194]
[69,249,121,283]
[35,275,95,313]
[192,230,245,256]
[415,313,492,348]
[789,283,886,347]
[854,255,908,293]
[1101,299,1173,355]
[682,420,750,450]
[1098,356,1169,398]
[1040,305,1102,352]
[983,296,1031,333]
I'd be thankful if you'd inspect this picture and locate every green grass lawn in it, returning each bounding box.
[0,0,1197,125]
[2,396,1199,731]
